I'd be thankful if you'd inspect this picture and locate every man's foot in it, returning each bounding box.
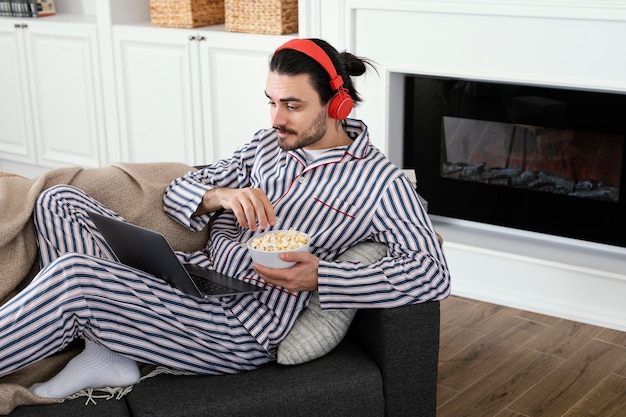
[29,339,140,398]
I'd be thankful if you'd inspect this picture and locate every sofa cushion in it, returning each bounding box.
[277,241,387,365]
[125,338,384,417]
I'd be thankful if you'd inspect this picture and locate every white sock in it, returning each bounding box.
[29,339,140,399]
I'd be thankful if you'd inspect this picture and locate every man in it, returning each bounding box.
[0,38,450,399]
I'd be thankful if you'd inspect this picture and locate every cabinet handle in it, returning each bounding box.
[198,36,206,41]
[14,23,28,29]
[189,35,196,41]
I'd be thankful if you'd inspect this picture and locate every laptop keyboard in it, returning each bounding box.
[189,273,238,295]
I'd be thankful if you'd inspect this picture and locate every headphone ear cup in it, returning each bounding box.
[328,90,354,120]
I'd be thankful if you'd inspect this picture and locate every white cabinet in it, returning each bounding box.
[0,16,106,172]
[200,32,290,163]
[0,20,36,166]
[113,25,293,166]
[113,26,203,165]
[27,19,105,169]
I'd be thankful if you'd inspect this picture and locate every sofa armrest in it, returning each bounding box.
[348,301,441,417]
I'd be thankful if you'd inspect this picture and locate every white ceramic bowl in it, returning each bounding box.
[246,230,310,269]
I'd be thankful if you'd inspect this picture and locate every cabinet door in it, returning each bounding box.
[24,20,106,168]
[113,26,203,165]
[200,35,283,163]
[0,20,36,165]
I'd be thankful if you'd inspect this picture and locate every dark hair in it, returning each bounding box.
[269,38,373,106]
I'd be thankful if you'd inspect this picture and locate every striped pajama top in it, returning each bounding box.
[163,118,451,355]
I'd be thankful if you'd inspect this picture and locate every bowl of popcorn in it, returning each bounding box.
[246,229,310,269]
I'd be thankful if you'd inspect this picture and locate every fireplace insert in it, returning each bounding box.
[404,75,626,247]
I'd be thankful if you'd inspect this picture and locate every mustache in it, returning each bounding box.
[273,126,297,135]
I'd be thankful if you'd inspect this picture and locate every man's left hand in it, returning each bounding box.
[253,252,319,293]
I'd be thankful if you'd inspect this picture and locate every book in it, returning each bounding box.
[27,0,37,16]
[32,0,55,17]
[0,0,15,17]
[20,0,29,17]
[0,0,54,17]
[9,0,27,17]
[36,0,55,17]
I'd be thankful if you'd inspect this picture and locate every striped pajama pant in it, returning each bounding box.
[0,185,271,379]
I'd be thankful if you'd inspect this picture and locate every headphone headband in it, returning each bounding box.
[275,39,345,92]
[274,39,354,120]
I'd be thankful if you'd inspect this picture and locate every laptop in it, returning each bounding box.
[87,211,266,298]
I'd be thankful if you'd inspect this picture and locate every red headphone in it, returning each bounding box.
[274,39,354,120]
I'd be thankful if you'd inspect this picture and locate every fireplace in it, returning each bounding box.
[403,75,626,248]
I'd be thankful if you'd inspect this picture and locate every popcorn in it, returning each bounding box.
[248,230,308,252]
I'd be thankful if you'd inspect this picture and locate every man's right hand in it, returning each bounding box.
[195,187,277,231]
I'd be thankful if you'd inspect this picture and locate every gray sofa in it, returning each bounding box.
[11,300,440,417]
[5,163,441,416]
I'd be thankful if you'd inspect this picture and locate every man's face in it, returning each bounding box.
[265,72,329,151]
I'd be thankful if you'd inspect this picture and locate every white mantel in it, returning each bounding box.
[300,0,626,330]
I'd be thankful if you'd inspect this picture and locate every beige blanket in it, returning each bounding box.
[0,162,209,414]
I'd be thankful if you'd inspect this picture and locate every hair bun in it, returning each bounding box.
[340,52,367,77]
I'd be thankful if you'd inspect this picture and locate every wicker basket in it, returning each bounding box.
[150,0,225,28]
[225,0,298,35]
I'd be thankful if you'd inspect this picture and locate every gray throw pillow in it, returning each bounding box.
[277,241,387,365]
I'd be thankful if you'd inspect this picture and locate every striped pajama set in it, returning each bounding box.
[0,118,450,379]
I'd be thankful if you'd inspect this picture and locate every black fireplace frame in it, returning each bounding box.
[403,75,626,248]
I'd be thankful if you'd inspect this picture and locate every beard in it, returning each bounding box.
[275,109,327,151]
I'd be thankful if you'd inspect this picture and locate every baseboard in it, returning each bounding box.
[431,216,626,332]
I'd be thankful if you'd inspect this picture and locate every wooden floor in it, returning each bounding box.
[437,296,626,417]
